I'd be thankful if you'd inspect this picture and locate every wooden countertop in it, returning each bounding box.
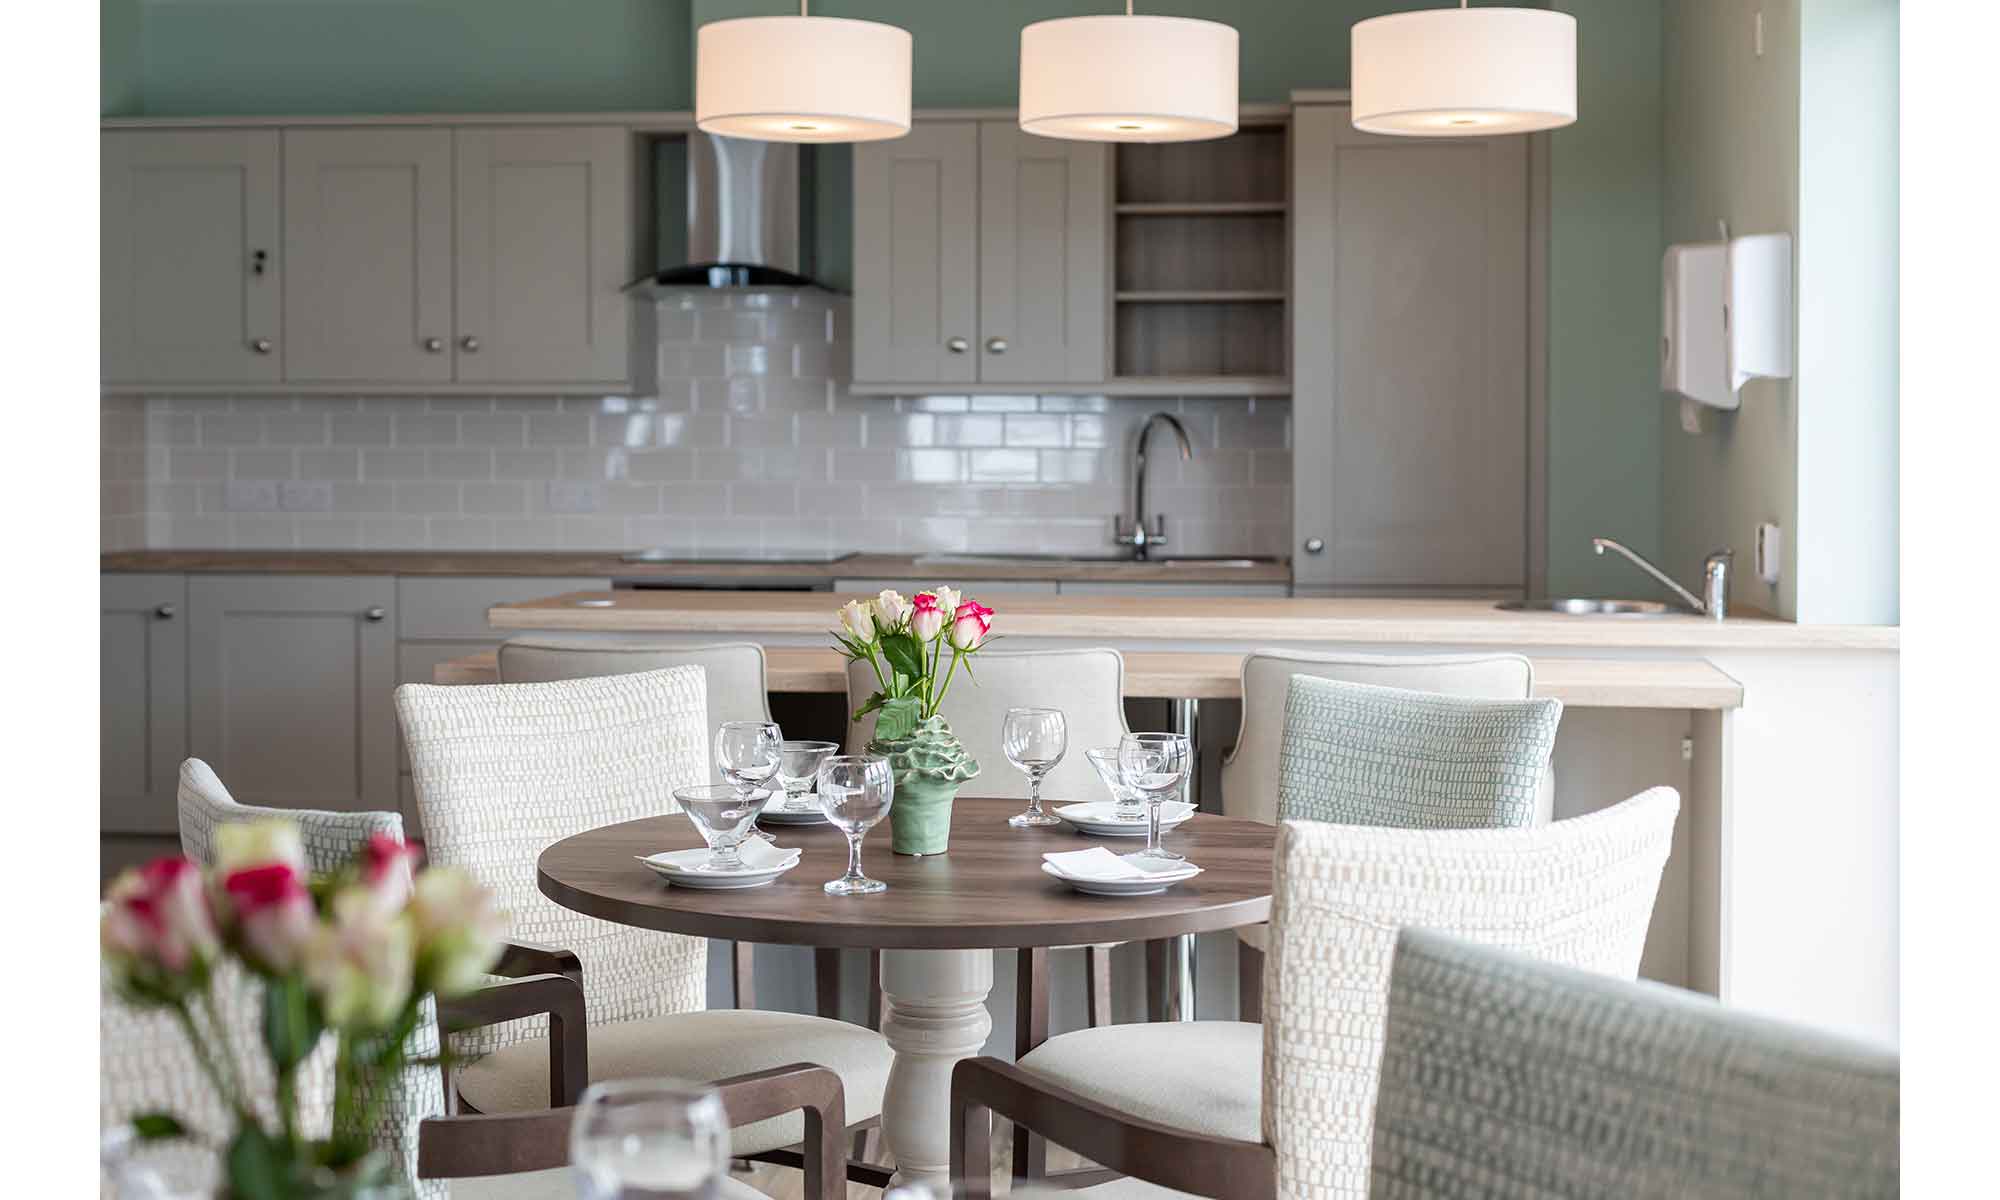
[434,647,1746,710]
[487,590,1898,653]
[99,549,1291,586]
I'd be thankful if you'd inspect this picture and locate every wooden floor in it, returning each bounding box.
[730,1125,1089,1198]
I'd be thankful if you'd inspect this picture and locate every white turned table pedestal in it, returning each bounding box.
[878,949,995,1188]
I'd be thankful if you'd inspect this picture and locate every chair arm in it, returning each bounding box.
[418,1106,576,1180]
[950,1056,1274,1200]
[713,1064,848,1200]
[438,973,589,1108]
[492,939,583,986]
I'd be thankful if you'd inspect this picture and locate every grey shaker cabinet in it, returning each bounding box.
[854,121,982,386]
[101,574,190,835]
[187,575,399,813]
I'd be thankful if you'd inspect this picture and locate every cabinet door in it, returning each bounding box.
[1290,105,1528,592]
[977,123,1109,384]
[853,122,979,384]
[101,131,282,385]
[188,576,398,813]
[454,127,631,385]
[283,128,455,383]
[102,575,189,835]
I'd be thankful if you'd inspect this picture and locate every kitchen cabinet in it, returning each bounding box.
[101,574,189,835]
[188,575,398,813]
[101,130,283,386]
[854,121,1108,388]
[1289,102,1529,594]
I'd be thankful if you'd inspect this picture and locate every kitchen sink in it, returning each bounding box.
[1497,598,1687,617]
[912,553,1279,569]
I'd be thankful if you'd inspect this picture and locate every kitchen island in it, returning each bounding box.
[486,589,1900,1047]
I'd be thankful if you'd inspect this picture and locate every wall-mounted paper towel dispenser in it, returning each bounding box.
[1661,232,1793,411]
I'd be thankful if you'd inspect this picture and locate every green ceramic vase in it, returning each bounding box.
[869,714,981,856]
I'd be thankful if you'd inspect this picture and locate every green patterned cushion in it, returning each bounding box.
[1276,674,1560,828]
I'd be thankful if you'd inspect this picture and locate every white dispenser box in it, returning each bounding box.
[1661,232,1793,411]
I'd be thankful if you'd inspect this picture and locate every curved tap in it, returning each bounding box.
[1592,537,1730,618]
[1115,412,1194,561]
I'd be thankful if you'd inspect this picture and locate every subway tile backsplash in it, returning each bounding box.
[103,291,1291,557]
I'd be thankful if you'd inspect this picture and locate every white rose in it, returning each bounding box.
[871,589,909,631]
[839,599,876,644]
[213,819,307,876]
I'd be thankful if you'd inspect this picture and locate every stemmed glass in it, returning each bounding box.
[716,720,782,842]
[818,754,894,896]
[1118,732,1191,862]
[673,783,769,872]
[570,1076,728,1200]
[1002,707,1068,828]
[1085,746,1147,823]
[777,740,840,814]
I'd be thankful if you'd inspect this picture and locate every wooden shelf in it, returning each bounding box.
[1106,375,1292,396]
[1116,290,1286,304]
[1114,201,1287,216]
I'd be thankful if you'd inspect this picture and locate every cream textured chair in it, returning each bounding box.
[949,786,1681,1199]
[1222,650,1555,1018]
[394,667,893,1173]
[1370,929,1899,1198]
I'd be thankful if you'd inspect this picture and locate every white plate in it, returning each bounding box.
[757,803,831,826]
[1052,800,1195,838]
[636,848,800,889]
[1040,859,1203,897]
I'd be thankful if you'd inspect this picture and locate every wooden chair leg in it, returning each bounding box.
[814,947,842,1020]
[1145,939,1167,1023]
[1086,945,1114,1027]
[1238,940,1264,1024]
[866,949,883,1030]
[1012,946,1050,1181]
[732,941,755,1010]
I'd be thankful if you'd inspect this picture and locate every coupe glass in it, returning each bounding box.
[776,740,840,813]
[1084,746,1147,822]
[818,754,894,896]
[715,720,782,842]
[571,1077,728,1200]
[1117,732,1191,862]
[673,783,769,872]
[1002,707,1068,828]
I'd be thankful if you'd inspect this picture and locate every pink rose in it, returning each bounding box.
[222,863,318,973]
[102,857,220,994]
[909,591,947,640]
[950,600,994,651]
[305,888,415,1032]
[359,832,420,915]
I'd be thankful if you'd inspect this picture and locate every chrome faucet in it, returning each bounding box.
[1114,412,1194,561]
[1592,537,1733,621]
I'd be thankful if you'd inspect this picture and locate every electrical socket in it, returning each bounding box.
[1755,522,1782,585]
[546,482,605,514]
[224,480,280,512]
[280,481,334,513]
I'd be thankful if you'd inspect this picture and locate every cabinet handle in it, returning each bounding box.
[250,338,273,355]
[154,603,176,620]
[460,336,481,353]
[423,337,445,353]
[985,336,1009,354]
[251,249,268,277]
[1303,537,1325,555]
[364,606,388,622]
[946,337,969,354]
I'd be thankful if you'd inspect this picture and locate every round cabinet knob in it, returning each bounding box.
[1303,537,1326,555]
[154,603,176,620]
[985,336,1009,354]
[250,338,273,354]
[946,337,970,354]
[363,606,388,622]
[460,336,481,353]
[423,337,445,353]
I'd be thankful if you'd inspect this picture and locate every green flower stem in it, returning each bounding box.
[198,985,252,1112]
[924,634,944,716]
[932,649,963,716]
[172,999,243,1121]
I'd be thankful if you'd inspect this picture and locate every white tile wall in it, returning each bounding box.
[104,292,1292,556]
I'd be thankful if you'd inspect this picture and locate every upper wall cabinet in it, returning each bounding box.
[102,130,284,386]
[853,120,1108,389]
[101,124,638,393]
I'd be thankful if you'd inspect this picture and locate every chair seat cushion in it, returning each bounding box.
[450,1167,769,1199]
[1016,1021,1263,1143]
[454,1009,891,1156]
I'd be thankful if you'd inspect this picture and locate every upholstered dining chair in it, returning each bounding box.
[395,666,895,1190]
[1221,650,1556,1020]
[1370,929,1900,1198]
[950,786,1681,1199]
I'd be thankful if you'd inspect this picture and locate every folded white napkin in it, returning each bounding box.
[642,839,800,874]
[1042,847,1192,881]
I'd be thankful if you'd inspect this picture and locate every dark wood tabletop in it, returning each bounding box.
[536,796,1276,950]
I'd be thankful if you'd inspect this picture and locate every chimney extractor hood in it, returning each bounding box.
[628,132,822,292]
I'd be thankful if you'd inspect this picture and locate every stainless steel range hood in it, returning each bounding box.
[629,132,822,291]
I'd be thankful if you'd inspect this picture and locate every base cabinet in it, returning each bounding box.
[101,575,190,835]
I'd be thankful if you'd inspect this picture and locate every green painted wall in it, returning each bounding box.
[102,0,142,115]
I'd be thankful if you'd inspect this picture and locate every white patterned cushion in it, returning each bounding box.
[1016,1021,1261,1143]
[1262,787,1679,1199]
[1276,675,1561,829]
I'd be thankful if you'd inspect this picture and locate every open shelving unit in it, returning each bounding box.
[1109,122,1290,394]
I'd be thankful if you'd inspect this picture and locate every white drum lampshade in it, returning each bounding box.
[1019,13,1238,142]
[696,14,912,143]
[1351,6,1576,137]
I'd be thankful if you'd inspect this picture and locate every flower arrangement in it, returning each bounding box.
[101,821,506,1196]
[833,587,995,742]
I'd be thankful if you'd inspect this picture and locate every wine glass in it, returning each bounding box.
[673,783,769,872]
[1002,707,1067,828]
[1084,746,1147,823]
[715,720,782,842]
[776,740,839,814]
[570,1076,728,1200]
[818,755,894,896]
[1117,732,1191,862]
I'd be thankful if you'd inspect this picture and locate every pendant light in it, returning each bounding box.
[1351,3,1576,137]
[696,2,912,143]
[1019,2,1238,143]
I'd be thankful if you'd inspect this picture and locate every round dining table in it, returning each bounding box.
[537,796,1277,1188]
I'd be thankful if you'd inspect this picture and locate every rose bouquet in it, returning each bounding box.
[101,821,506,1197]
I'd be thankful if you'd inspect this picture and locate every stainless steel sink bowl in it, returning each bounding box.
[912,553,1278,569]
[1498,598,1686,617]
